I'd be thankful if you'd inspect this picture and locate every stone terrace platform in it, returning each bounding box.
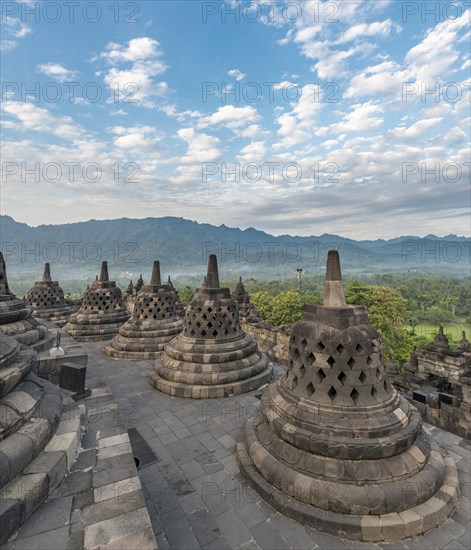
[4,342,470,550]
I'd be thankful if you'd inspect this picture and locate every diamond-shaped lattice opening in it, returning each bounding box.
[212,330,218,337]
[292,376,298,390]
[355,343,364,353]
[359,371,367,384]
[300,338,308,349]
[207,321,213,328]
[327,386,337,401]
[207,307,212,313]
[289,359,294,368]
[316,341,326,352]
[201,330,207,337]
[327,356,335,368]
[306,382,315,397]
[299,365,306,378]
[371,386,378,400]
[336,343,345,355]
[338,371,346,384]
[293,347,300,358]
[376,367,382,379]
[366,356,373,366]
[350,388,359,405]
[305,352,315,366]
[347,357,356,369]
[317,368,326,383]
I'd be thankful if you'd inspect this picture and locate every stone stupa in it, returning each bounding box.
[104,261,183,359]
[26,263,77,327]
[149,254,273,398]
[237,250,460,542]
[232,277,254,319]
[64,261,129,341]
[0,252,54,351]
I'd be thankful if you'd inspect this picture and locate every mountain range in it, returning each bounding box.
[1,215,469,284]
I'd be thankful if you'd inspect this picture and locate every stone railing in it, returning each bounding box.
[386,351,471,439]
[241,319,291,365]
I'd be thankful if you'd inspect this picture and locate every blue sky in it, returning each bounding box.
[1,0,470,238]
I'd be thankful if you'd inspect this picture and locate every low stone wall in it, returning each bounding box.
[241,319,291,365]
[386,357,471,439]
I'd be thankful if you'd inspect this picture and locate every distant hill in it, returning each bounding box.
[1,215,469,285]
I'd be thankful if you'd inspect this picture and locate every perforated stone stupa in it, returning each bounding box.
[26,263,77,327]
[0,253,54,351]
[64,261,129,341]
[104,261,183,359]
[237,250,460,542]
[149,254,273,398]
[232,277,253,319]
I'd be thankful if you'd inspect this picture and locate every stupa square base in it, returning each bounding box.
[149,363,273,398]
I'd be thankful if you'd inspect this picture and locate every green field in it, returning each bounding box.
[404,322,471,347]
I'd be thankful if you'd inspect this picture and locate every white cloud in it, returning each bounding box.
[99,37,168,108]
[238,141,266,161]
[101,37,164,64]
[198,105,261,130]
[2,101,85,140]
[110,109,128,116]
[227,69,246,81]
[110,125,161,150]
[274,84,323,148]
[37,63,78,82]
[390,118,443,140]
[1,15,31,51]
[176,128,220,163]
[337,20,398,44]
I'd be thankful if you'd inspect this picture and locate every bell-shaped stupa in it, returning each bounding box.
[64,261,129,341]
[26,263,77,327]
[150,255,273,398]
[237,251,460,541]
[232,277,254,319]
[104,261,183,359]
[0,253,54,350]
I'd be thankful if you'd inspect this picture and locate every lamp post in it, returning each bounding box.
[296,268,303,295]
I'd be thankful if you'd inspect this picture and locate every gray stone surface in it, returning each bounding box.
[38,341,469,550]
[3,336,470,550]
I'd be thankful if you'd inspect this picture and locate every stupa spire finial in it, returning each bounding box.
[323,250,346,307]
[99,261,109,282]
[150,261,161,286]
[206,254,220,289]
[43,262,52,282]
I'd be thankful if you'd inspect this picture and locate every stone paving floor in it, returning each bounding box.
[5,342,471,549]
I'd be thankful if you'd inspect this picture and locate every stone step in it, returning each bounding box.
[0,374,63,481]
[0,404,81,544]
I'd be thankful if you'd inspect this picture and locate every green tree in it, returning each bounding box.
[345,282,414,366]
[179,285,195,305]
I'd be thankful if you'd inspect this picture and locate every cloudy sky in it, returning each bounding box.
[1,0,470,238]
